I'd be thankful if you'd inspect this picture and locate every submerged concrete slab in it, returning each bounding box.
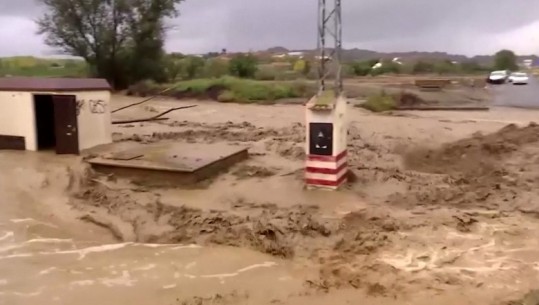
[87,142,248,186]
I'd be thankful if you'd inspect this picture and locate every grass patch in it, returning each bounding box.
[359,91,397,112]
[128,76,314,103]
[0,56,89,77]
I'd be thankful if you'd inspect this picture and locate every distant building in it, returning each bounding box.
[271,51,305,59]
[522,59,533,69]
[314,55,331,61]
[372,58,401,69]
[0,77,112,154]
[272,54,287,59]
[372,62,382,69]
[287,51,304,58]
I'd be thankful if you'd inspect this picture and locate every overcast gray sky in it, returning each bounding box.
[1,0,538,57]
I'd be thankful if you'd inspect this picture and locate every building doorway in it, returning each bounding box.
[33,94,79,154]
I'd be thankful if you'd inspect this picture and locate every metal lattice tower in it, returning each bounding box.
[317,0,343,96]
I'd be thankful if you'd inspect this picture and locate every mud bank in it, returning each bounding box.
[71,180,405,294]
[70,117,539,304]
[396,122,539,211]
[113,121,306,161]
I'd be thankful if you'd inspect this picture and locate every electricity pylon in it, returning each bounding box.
[317,0,343,96]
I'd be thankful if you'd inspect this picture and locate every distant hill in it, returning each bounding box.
[264,47,538,66]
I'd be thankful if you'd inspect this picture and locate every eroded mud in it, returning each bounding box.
[4,97,539,304]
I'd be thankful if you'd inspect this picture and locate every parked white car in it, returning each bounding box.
[487,70,509,84]
[508,72,529,85]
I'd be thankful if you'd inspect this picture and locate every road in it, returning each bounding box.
[490,76,539,108]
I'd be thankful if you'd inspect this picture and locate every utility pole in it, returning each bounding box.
[317,0,343,96]
[305,0,347,191]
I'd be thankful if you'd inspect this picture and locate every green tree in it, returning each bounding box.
[494,49,518,71]
[303,60,311,76]
[163,55,182,81]
[380,60,401,74]
[460,60,485,73]
[293,59,311,76]
[203,58,229,78]
[293,59,306,74]
[36,0,184,89]
[370,60,401,76]
[229,54,258,78]
[434,60,457,74]
[179,56,205,79]
[204,52,220,59]
[350,61,372,76]
[412,61,435,74]
[367,59,380,67]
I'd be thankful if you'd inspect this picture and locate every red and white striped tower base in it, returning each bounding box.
[306,150,347,189]
[305,93,348,190]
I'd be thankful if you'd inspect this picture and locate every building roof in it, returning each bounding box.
[0,77,111,92]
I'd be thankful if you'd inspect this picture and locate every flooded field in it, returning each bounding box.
[2,96,539,304]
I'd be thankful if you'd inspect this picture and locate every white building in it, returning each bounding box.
[287,51,304,58]
[522,59,533,69]
[0,77,112,154]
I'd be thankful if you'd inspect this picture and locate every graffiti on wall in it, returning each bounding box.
[76,100,85,116]
[76,99,106,115]
[89,100,106,114]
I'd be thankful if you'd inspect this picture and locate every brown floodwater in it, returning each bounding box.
[0,151,305,305]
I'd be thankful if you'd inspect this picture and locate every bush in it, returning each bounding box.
[179,56,205,79]
[217,90,237,103]
[254,66,278,80]
[350,61,372,76]
[276,71,301,81]
[229,54,258,78]
[293,59,311,76]
[126,79,160,96]
[163,56,183,82]
[128,76,309,103]
[433,60,457,75]
[359,91,396,112]
[412,61,435,74]
[376,60,402,75]
[202,58,229,78]
[460,61,487,73]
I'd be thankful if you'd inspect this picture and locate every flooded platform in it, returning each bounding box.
[87,142,249,186]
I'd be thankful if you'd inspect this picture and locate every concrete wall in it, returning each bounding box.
[333,95,348,155]
[73,90,112,150]
[305,95,348,157]
[0,91,37,150]
[0,90,111,152]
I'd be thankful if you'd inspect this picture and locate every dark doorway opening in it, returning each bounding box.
[33,94,79,154]
[34,94,56,150]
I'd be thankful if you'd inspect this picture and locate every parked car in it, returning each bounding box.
[487,70,509,84]
[508,72,529,85]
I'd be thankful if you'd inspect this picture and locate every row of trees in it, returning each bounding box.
[163,54,260,81]
[163,54,312,81]
[348,50,520,77]
[36,0,523,88]
[348,59,489,76]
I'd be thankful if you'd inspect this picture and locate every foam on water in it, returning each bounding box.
[0,231,14,242]
[185,261,278,283]
[0,242,204,261]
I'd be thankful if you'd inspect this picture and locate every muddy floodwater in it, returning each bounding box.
[3,96,539,304]
[0,152,306,305]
